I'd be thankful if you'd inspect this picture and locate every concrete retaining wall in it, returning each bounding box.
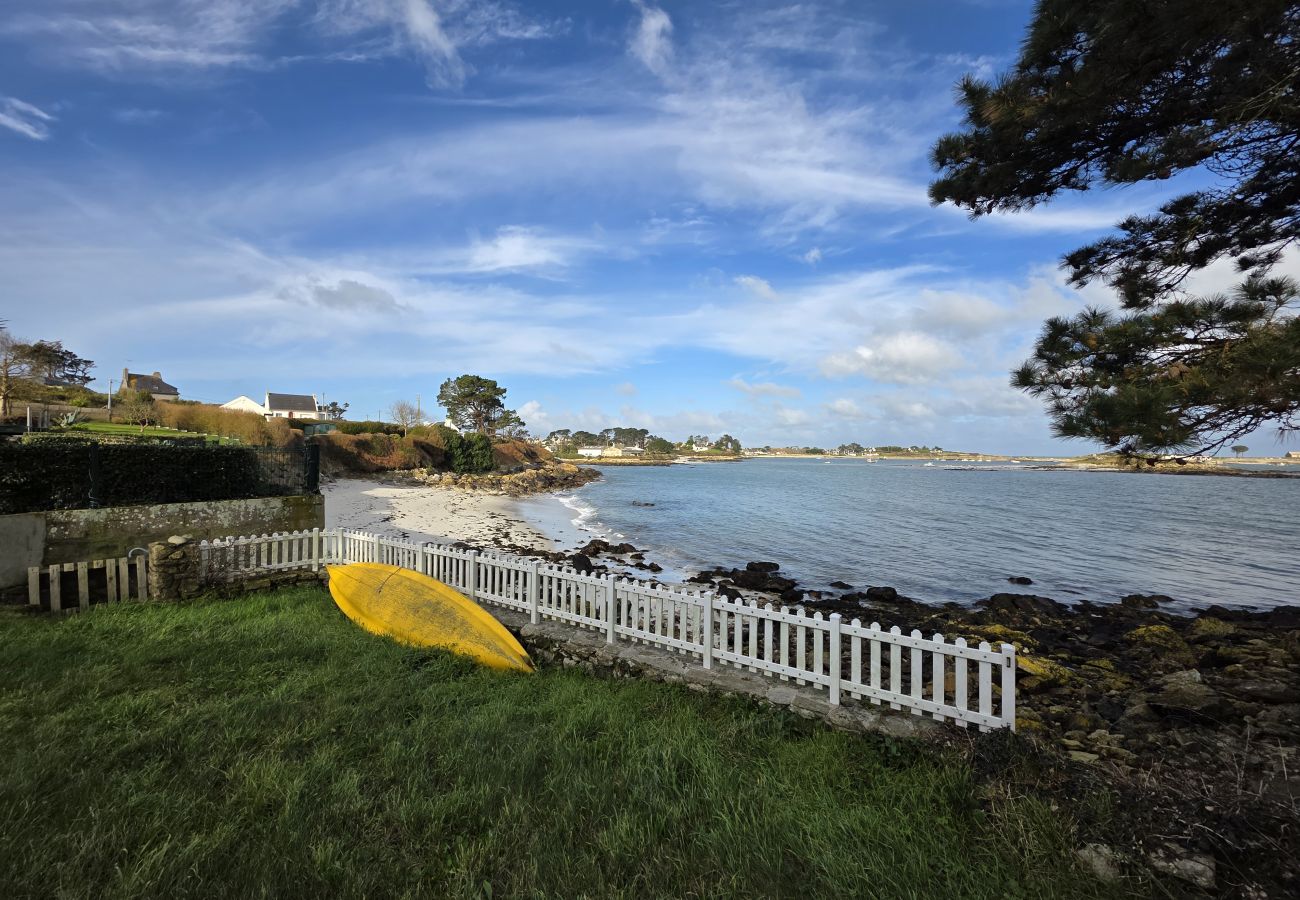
[0,494,324,591]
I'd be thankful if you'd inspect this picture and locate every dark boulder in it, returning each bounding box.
[978,593,1067,617]
[779,588,804,604]
[1120,593,1175,608]
[746,561,781,574]
[647,562,663,573]
[569,553,595,574]
[1008,575,1034,586]
[729,568,769,590]
[612,542,637,554]
[865,586,899,603]
[829,580,854,590]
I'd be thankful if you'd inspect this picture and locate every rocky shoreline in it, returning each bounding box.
[454,534,1297,897]
[404,461,602,497]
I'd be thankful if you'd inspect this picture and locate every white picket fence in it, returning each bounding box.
[27,554,148,612]
[199,527,1017,731]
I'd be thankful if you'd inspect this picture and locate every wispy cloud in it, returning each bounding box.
[733,275,778,301]
[628,1,673,75]
[0,96,54,140]
[4,0,560,86]
[728,377,801,398]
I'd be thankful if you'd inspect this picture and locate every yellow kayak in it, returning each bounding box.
[326,563,534,673]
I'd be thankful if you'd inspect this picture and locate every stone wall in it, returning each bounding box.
[0,493,324,592]
[148,534,326,601]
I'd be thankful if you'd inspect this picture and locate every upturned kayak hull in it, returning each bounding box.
[326,563,534,673]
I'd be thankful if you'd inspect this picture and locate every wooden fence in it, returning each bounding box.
[27,554,148,612]
[197,528,1017,731]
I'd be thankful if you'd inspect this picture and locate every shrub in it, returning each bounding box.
[0,443,312,513]
[265,417,304,449]
[334,420,404,436]
[155,402,276,445]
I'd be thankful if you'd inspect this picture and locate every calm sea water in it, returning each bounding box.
[518,458,1300,611]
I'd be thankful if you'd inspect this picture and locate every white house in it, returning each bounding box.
[265,392,322,419]
[221,395,268,415]
[691,440,711,452]
[577,446,604,458]
[221,392,323,420]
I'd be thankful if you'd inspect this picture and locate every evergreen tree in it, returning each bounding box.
[436,375,521,437]
[930,0,1300,457]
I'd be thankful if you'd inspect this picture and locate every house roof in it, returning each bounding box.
[125,372,178,395]
[266,392,317,412]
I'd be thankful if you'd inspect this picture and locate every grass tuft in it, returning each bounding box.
[1,587,1125,898]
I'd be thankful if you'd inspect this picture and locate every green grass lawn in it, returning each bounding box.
[65,421,234,444]
[0,588,1122,899]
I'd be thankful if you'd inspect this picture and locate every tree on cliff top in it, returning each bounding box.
[930,0,1300,457]
[389,400,421,436]
[437,375,523,437]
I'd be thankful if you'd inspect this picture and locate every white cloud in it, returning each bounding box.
[4,0,559,87]
[826,397,863,418]
[801,247,823,265]
[728,377,800,398]
[629,1,673,76]
[772,403,811,427]
[733,274,778,301]
[821,332,961,385]
[0,96,54,140]
[614,381,638,396]
[459,226,596,274]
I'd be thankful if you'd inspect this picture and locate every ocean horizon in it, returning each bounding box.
[515,458,1300,612]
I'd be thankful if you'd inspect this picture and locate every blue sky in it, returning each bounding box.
[1,1,1276,453]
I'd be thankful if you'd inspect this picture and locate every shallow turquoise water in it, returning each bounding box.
[517,458,1300,610]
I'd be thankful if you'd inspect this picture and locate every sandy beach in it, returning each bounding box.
[323,477,559,554]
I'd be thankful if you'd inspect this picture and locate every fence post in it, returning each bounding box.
[702,592,714,669]
[310,527,320,572]
[829,613,842,705]
[466,550,479,600]
[605,576,617,644]
[1001,643,1017,731]
[372,532,382,564]
[528,561,540,624]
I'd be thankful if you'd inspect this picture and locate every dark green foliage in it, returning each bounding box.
[321,400,349,420]
[21,339,94,386]
[436,425,495,474]
[713,433,743,454]
[0,590,1117,899]
[333,420,404,436]
[1014,278,1300,454]
[644,436,674,454]
[437,374,522,436]
[20,431,206,446]
[0,444,314,513]
[932,0,1300,456]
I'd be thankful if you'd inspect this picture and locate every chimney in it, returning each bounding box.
[122,367,129,389]
[152,371,161,378]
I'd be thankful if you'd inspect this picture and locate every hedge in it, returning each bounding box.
[0,443,317,514]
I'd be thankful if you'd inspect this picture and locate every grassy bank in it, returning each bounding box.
[1,589,1120,898]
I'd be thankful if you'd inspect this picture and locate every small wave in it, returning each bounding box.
[557,493,606,536]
